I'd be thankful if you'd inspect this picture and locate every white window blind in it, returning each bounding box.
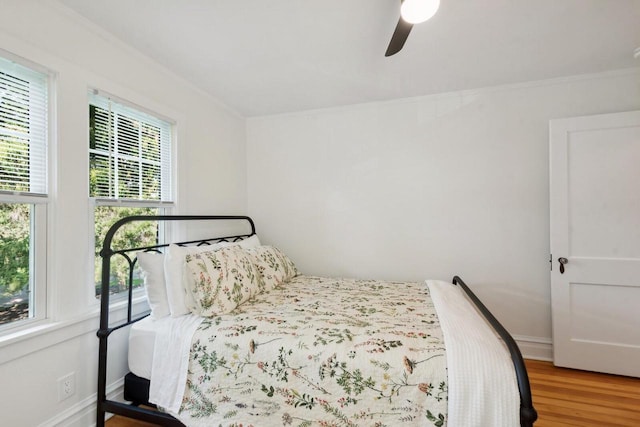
[0,56,48,196]
[89,91,172,202]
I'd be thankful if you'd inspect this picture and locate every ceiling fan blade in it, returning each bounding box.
[385,18,413,57]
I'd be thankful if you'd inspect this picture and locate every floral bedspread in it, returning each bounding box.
[176,276,448,427]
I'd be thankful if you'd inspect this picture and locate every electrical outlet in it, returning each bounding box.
[57,372,76,401]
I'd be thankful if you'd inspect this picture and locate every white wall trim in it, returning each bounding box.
[0,298,148,366]
[38,378,122,427]
[0,314,97,366]
[515,335,553,362]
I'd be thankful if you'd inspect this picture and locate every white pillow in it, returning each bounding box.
[238,234,261,249]
[137,252,170,319]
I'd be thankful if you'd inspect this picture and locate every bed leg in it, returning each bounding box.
[97,329,109,427]
[520,405,538,427]
[96,407,105,427]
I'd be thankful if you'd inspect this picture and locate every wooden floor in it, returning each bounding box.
[106,359,640,426]
[526,359,640,426]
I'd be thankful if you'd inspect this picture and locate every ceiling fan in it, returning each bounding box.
[385,0,440,57]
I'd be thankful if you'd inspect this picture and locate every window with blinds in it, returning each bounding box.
[88,91,173,299]
[88,92,172,202]
[0,56,48,195]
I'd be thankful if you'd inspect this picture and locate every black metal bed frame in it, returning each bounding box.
[96,215,537,427]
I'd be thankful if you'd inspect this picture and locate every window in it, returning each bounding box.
[89,91,173,298]
[0,54,49,329]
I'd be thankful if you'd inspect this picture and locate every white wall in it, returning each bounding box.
[0,1,247,425]
[247,68,640,356]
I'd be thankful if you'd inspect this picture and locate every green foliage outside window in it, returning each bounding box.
[0,203,161,323]
[0,204,29,294]
[93,205,159,297]
[0,203,30,325]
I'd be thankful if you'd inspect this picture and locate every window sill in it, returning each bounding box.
[0,297,149,366]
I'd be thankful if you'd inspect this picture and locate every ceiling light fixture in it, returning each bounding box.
[400,0,441,24]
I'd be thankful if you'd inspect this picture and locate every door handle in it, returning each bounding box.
[558,257,568,274]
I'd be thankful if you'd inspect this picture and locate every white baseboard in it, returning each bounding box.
[38,379,122,427]
[514,334,553,361]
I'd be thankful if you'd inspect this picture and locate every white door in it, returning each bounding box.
[549,110,640,377]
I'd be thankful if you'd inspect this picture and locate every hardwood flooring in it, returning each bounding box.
[525,359,640,426]
[105,416,157,427]
[106,359,640,426]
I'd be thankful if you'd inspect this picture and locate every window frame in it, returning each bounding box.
[87,89,175,304]
[0,50,52,334]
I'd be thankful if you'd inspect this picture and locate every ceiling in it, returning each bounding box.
[57,0,640,117]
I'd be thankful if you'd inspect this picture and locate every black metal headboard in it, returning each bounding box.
[96,215,255,427]
[98,215,254,329]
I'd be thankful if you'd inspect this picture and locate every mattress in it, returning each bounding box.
[128,316,157,380]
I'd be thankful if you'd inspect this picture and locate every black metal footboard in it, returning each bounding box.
[452,275,538,427]
[96,215,255,427]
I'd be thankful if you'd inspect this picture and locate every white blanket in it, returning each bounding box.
[148,314,203,413]
[427,279,520,427]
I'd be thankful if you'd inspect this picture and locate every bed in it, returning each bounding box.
[96,215,537,426]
